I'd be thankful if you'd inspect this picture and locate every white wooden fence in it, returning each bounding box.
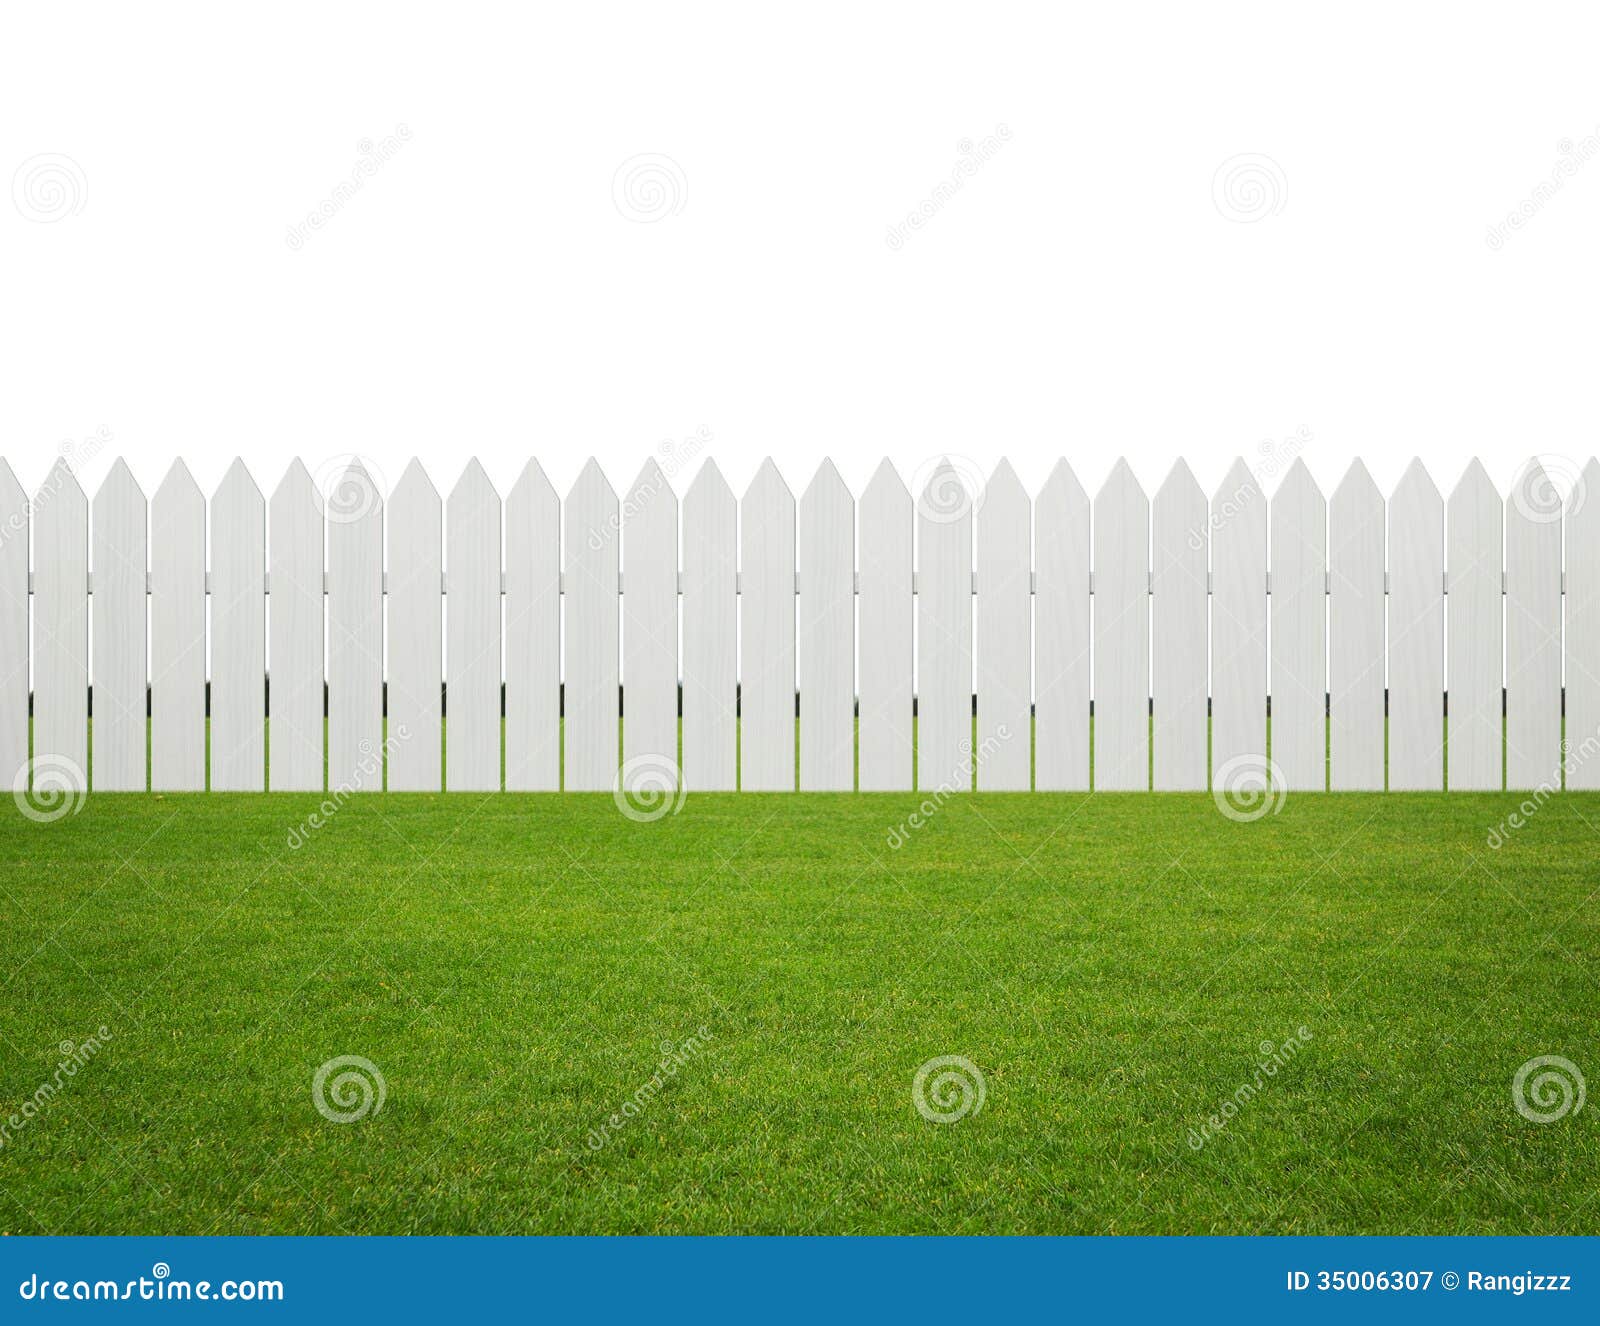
[1,453,1595,795]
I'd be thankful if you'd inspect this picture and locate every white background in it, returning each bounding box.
[4,0,1598,512]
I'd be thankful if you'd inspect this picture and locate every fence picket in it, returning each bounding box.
[682,461,737,791]
[0,461,25,790]
[326,463,383,791]
[1388,460,1444,789]
[564,459,619,791]
[1151,460,1207,790]
[269,461,324,790]
[741,459,796,791]
[211,460,265,791]
[1328,461,1385,790]
[976,460,1031,789]
[1447,460,1502,790]
[91,461,147,790]
[1504,461,1562,790]
[505,460,560,790]
[1211,458,1266,785]
[623,459,679,782]
[858,459,913,790]
[1270,459,1326,793]
[1095,459,1148,790]
[151,461,206,790]
[917,462,974,792]
[447,460,502,791]
[1567,458,1600,788]
[32,460,88,792]
[388,460,442,791]
[799,459,854,790]
[1034,460,1089,791]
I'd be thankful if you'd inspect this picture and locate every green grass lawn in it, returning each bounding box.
[1,777,1597,1234]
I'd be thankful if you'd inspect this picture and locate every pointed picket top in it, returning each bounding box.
[448,456,499,505]
[214,456,262,504]
[92,456,144,506]
[1332,457,1381,507]
[272,457,324,513]
[0,457,22,510]
[978,457,1026,514]
[627,455,675,505]
[1097,456,1147,509]
[744,456,793,504]
[1574,458,1600,517]
[568,456,617,505]
[391,456,438,503]
[687,456,733,505]
[917,457,976,525]
[1450,456,1497,504]
[1506,456,1564,528]
[802,456,851,505]
[1392,456,1440,504]
[1273,455,1323,507]
[154,458,201,505]
[863,457,909,504]
[508,456,557,510]
[1155,456,1203,506]
[1212,455,1261,507]
[38,454,85,507]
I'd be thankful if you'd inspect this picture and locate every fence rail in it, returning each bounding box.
[2,453,1596,795]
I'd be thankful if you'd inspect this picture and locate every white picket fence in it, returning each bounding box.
[1,453,1595,795]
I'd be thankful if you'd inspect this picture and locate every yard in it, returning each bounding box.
[0,777,1596,1234]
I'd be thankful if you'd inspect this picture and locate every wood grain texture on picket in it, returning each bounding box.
[0,461,27,792]
[976,460,1031,789]
[1211,459,1267,787]
[916,462,974,792]
[387,460,442,791]
[447,459,502,791]
[1328,461,1385,791]
[623,459,679,783]
[92,460,147,790]
[326,463,384,791]
[151,461,206,791]
[1094,460,1148,790]
[858,459,912,790]
[32,460,88,791]
[505,460,560,790]
[1269,459,1326,793]
[1504,461,1561,790]
[1151,460,1207,790]
[1034,460,1089,791]
[740,459,796,791]
[564,459,619,791]
[269,461,325,791]
[799,460,854,790]
[682,461,737,791]
[1446,460,1502,791]
[1567,458,1600,788]
[211,460,265,791]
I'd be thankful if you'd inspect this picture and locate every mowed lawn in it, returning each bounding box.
[0,781,1597,1234]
